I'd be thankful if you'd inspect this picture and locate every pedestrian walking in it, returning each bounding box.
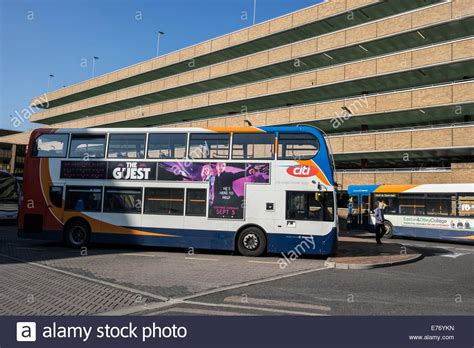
[347,197,353,230]
[374,201,385,244]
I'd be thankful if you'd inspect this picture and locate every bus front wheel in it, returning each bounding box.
[64,219,90,248]
[383,221,394,239]
[237,227,267,257]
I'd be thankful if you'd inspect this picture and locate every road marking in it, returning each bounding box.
[223,295,331,312]
[123,253,155,257]
[0,252,169,302]
[157,307,251,316]
[14,247,45,251]
[185,300,326,316]
[397,241,474,253]
[101,265,332,316]
[180,266,331,302]
[185,257,219,261]
[247,260,279,264]
[440,253,468,259]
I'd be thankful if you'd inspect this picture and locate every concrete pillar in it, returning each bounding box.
[9,144,16,175]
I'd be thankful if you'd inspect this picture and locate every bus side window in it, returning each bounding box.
[457,194,474,217]
[278,133,319,160]
[69,134,106,158]
[232,133,274,160]
[107,134,146,159]
[188,134,230,159]
[32,134,69,158]
[49,186,63,208]
[65,187,102,212]
[147,133,187,159]
[185,189,207,217]
[104,188,142,214]
[286,191,334,222]
[144,188,184,215]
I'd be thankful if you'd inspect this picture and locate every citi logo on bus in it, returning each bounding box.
[286,165,318,177]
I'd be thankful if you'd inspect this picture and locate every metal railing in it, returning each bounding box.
[329,121,474,137]
[337,167,452,173]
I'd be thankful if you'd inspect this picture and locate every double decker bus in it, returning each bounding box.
[348,184,474,244]
[18,125,337,256]
[0,171,20,221]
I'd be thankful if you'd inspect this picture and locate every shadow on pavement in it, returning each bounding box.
[0,223,326,265]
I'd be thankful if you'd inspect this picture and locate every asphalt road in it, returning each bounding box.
[0,222,472,316]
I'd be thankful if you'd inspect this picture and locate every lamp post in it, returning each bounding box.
[157,31,165,56]
[253,0,257,25]
[47,74,54,92]
[92,56,99,77]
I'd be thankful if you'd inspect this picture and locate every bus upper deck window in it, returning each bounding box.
[107,134,146,159]
[147,133,187,159]
[69,134,106,158]
[278,133,319,160]
[32,134,69,158]
[232,133,274,159]
[188,133,230,159]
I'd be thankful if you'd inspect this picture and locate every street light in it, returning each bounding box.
[92,56,99,77]
[156,31,165,57]
[47,74,54,92]
[253,0,257,25]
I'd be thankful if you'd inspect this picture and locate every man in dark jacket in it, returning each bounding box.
[374,201,385,244]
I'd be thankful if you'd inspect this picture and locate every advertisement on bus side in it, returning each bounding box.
[158,162,270,219]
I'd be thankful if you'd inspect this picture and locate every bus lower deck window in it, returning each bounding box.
[286,191,334,222]
[104,187,142,213]
[65,187,102,212]
[186,189,207,216]
[144,188,184,216]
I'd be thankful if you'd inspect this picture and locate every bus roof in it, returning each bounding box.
[348,184,474,195]
[31,125,324,135]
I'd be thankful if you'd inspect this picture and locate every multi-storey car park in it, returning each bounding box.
[1,0,473,191]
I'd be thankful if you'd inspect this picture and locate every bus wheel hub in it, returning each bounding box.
[72,227,85,243]
[243,234,259,250]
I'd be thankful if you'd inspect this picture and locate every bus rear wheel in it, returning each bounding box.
[237,227,266,257]
[64,220,90,248]
[383,221,394,239]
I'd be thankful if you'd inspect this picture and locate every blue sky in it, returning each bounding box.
[0,0,321,132]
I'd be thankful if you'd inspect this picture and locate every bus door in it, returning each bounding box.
[45,182,65,226]
[350,193,370,228]
[360,194,370,228]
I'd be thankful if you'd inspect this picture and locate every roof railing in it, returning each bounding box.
[330,121,474,137]
[337,167,452,173]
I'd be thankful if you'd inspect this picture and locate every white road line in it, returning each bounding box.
[185,300,326,316]
[180,266,332,302]
[185,257,219,261]
[0,252,169,302]
[123,253,156,257]
[101,265,332,316]
[157,307,252,316]
[223,295,331,312]
[247,260,279,264]
[440,253,468,259]
[14,247,45,251]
